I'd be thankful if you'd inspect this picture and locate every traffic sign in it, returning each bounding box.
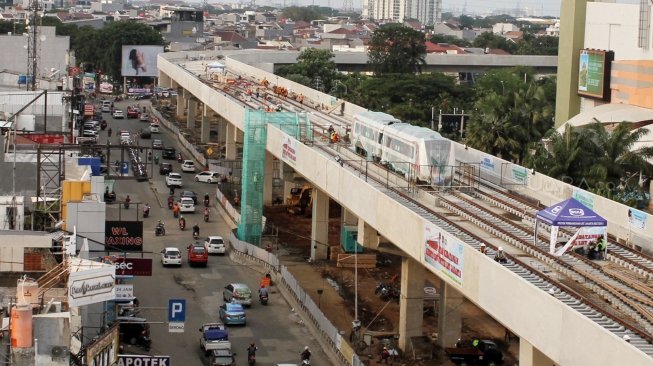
[206,147,213,156]
[168,322,185,333]
[168,299,186,322]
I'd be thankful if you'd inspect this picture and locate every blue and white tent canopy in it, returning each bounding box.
[536,198,607,227]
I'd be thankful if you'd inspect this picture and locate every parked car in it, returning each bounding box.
[159,163,173,175]
[222,283,252,307]
[166,172,183,188]
[179,197,195,213]
[188,241,208,266]
[82,129,98,138]
[206,236,226,255]
[195,171,221,184]
[152,139,163,149]
[180,190,198,205]
[181,160,196,173]
[218,303,246,325]
[445,339,504,366]
[161,247,182,267]
[139,113,150,122]
[162,147,176,160]
[112,109,124,119]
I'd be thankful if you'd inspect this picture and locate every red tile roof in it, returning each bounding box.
[425,41,465,54]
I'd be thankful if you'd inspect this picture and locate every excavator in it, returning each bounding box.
[286,184,313,216]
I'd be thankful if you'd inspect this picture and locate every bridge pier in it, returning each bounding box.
[176,90,186,120]
[187,98,197,129]
[280,162,295,201]
[262,151,274,205]
[225,123,237,160]
[357,219,378,250]
[311,188,329,261]
[216,119,227,145]
[520,338,556,366]
[159,73,172,89]
[437,280,463,348]
[398,256,425,351]
[201,104,210,144]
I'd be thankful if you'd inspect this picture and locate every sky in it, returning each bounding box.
[229,0,644,17]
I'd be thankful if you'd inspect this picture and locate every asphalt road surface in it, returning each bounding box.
[97,99,328,366]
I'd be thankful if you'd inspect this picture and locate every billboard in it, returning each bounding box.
[105,221,144,252]
[113,258,152,276]
[121,45,164,77]
[423,222,464,286]
[577,49,614,101]
[86,324,119,366]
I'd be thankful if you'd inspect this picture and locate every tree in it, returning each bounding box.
[472,32,517,54]
[0,20,25,34]
[276,48,338,92]
[430,34,470,47]
[465,93,522,160]
[367,24,426,75]
[282,6,324,22]
[516,33,559,55]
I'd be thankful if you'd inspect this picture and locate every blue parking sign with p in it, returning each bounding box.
[168,299,186,322]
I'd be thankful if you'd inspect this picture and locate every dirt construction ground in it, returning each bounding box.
[264,203,520,366]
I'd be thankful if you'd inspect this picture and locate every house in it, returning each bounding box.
[503,30,524,43]
[424,41,465,54]
[492,23,520,35]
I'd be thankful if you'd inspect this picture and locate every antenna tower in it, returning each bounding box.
[27,0,42,91]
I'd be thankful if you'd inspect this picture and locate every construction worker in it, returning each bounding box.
[479,243,487,254]
[494,247,507,263]
[596,238,607,259]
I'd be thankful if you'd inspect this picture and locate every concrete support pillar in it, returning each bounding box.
[342,207,357,226]
[311,188,329,261]
[519,338,557,366]
[235,128,244,144]
[159,73,171,88]
[437,280,463,348]
[201,104,211,143]
[217,119,227,144]
[225,123,237,160]
[187,99,197,129]
[176,93,186,120]
[357,219,378,250]
[263,152,274,205]
[398,257,425,351]
[280,162,295,204]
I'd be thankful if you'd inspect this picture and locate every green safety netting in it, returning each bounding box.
[237,110,312,245]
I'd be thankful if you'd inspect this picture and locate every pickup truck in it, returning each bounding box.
[445,339,504,366]
[199,323,231,356]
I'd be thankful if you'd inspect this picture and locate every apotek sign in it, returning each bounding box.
[105,221,144,251]
[117,355,170,366]
[114,258,153,276]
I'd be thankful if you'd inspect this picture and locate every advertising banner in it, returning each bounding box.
[572,188,595,210]
[577,49,613,101]
[114,258,152,276]
[115,284,134,300]
[423,223,464,286]
[510,165,528,185]
[281,136,298,166]
[480,154,495,172]
[99,82,113,94]
[121,45,164,77]
[629,208,647,230]
[68,265,116,307]
[105,221,144,252]
[86,324,119,366]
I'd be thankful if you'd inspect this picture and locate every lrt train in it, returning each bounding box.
[350,111,453,184]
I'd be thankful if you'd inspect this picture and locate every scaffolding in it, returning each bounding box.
[238,110,311,244]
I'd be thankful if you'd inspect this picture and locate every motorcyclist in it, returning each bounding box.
[192,223,200,237]
[124,195,131,209]
[143,203,150,217]
[179,215,186,229]
[204,207,210,221]
[247,342,258,357]
[204,193,210,207]
[148,151,152,161]
[301,346,311,361]
[167,195,174,209]
[259,285,268,298]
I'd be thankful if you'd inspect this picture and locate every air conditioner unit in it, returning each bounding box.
[51,346,68,359]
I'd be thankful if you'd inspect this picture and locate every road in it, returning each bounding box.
[96,99,328,366]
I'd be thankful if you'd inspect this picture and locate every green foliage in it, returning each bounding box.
[276,48,337,92]
[282,6,325,22]
[367,24,426,75]
[429,34,471,47]
[0,20,26,34]
[472,32,517,54]
[516,33,559,55]
[459,15,474,29]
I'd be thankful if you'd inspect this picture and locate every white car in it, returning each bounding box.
[112,109,124,119]
[150,123,160,133]
[179,197,195,213]
[181,160,196,173]
[120,132,131,144]
[166,172,183,187]
[205,236,226,255]
[195,171,221,184]
[161,247,182,266]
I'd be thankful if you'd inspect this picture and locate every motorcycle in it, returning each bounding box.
[177,153,183,163]
[100,120,107,130]
[167,196,174,209]
[179,219,186,231]
[193,229,199,239]
[137,331,151,352]
[248,354,256,365]
[301,360,310,366]
[204,208,209,222]
[204,198,209,207]
[259,293,268,306]
[143,205,150,218]
[155,224,166,236]
[124,199,131,210]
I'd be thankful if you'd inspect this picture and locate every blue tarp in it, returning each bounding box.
[536,198,607,227]
[204,329,228,341]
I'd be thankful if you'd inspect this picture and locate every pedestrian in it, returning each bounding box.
[379,347,390,364]
[108,127,112,137]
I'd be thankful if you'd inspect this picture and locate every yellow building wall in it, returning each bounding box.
[611,60,653,109]
[61,180,91,230]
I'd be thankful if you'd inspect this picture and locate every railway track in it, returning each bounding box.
[181,64,653,355]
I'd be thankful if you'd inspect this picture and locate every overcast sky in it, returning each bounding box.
[237,0,644,17]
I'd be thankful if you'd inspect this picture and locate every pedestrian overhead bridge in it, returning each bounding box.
[158,50,652,366]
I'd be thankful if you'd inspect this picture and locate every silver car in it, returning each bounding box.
[222,283,252,307]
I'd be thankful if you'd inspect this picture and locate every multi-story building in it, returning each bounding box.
[363,0,441,25]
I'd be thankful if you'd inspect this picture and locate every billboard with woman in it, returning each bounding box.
[121,45,164,77]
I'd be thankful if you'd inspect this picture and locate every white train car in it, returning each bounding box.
[350,111,453,184]
[351,111,402,160]
[380,123,452,184]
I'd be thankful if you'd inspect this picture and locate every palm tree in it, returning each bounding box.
[511,83,554,162]
[466,93,522,160]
